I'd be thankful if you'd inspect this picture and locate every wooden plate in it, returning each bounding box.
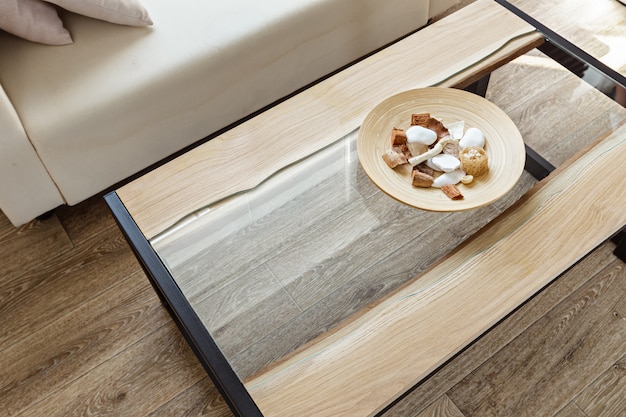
[357,87,525,211]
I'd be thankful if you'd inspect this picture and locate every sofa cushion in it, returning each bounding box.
[0,0,72,45]
[44,0,153,26]
[0,0,151,46]
[0,0,430,220]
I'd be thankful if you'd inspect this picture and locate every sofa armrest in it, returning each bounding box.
[0,84,64,225]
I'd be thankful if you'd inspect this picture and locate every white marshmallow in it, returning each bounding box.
[432,169,466,188]
[428,154,461,172]
[459,127,485,149]
[406,125,437,146]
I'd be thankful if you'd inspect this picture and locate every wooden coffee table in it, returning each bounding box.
[106,1,626,415]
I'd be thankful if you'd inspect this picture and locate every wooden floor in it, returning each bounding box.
[2,1,626,416]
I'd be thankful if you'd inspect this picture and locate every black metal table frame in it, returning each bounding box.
[105,3,626,415]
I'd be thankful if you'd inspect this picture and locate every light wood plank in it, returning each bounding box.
[244,121,626,416]
[117,0,542,239]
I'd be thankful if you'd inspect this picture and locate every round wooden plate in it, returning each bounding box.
[357,87,525,211]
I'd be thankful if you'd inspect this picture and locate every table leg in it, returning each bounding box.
[612,229,626,262]
[524,145,555,180]
[464,73,491,98]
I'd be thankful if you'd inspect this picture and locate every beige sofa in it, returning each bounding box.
[0,0,457,226]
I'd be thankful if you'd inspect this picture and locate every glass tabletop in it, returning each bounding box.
[147,43,626,395]
[507,0,626,78]
[500,0,626,109]
[151,127,506,381]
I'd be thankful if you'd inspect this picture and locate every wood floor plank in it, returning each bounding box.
[230,203,500,379]
[447,257,626,416]
[485,50,571,114]
[499,72,614,158]
[145,377,233,417]
[414,395,465,417]
[229,246,435,379]
[193,263,302,360]
[264,191,447,309]
[545,108,626,167]
[55,195,117,245]
[17,322,207,417]
[575,354,626,417]
[554,402,588,417]
[382,242,617,416]
[0,226,141,350]
[0,213,72,280]
[165,156,368,303]
[0,272,164,416]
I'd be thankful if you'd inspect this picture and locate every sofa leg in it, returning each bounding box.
[36,209,55,222]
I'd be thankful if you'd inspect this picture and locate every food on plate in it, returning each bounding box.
[412,170,434,188]
[461,174,474,185]
[382,148,408,168]
[441,184,464,200]
[459,146,489,176]
[407,136,456,166]
[432,169,466,188]
[411,113,449,142]
[445,120,465,140]
[390,128,407,146]
[406,125,436,156]
[427,154,461,173]
[411,113,431,126]
[459,127,485,149]
[380,112,489,200]
[414,162,434,177]
[442,140,460,157]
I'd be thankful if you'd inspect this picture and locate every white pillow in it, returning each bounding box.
[44,0,153,26]
[0,0,73,45]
